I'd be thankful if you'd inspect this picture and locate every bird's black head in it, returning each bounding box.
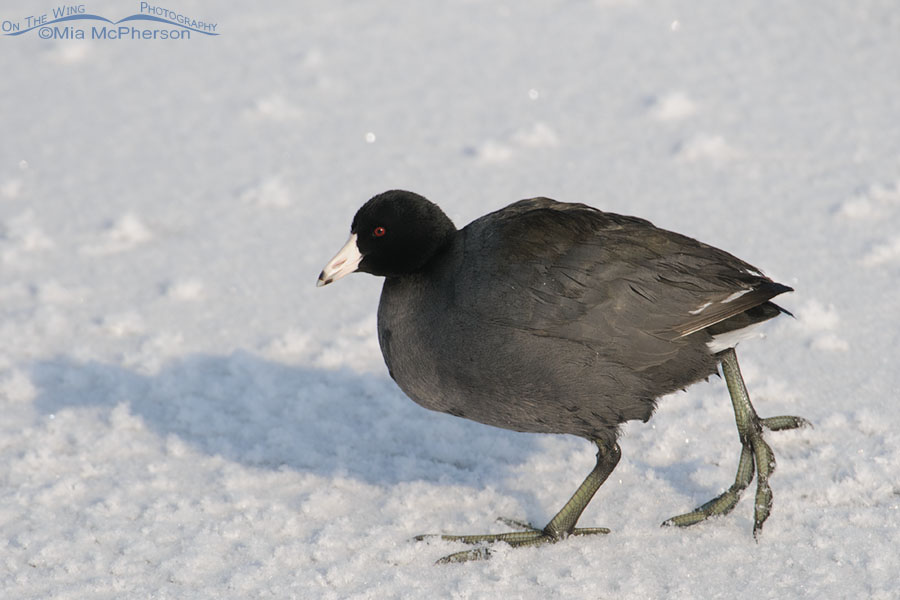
[317,190,457,286]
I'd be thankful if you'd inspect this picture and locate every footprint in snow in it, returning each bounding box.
[239,176,292,208]
[1,211,54,265]
[834,180,900,268]
[673,133,739,164]
[790,300,849,352]
[163,279,205,302]
[1,178,24,199]
[647,90,697,122]
[835,180,900,220]
[862,237,900,268]
[465,122,560,165]
[244,94,303,121]
[80,215,152,256]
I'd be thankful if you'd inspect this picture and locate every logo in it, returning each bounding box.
[2,2,218,41]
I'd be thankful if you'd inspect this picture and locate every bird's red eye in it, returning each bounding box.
[373,226,386,237]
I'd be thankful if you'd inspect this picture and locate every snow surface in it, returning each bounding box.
[2,1,899,598]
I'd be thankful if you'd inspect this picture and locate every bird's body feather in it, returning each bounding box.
[377,198,790,444]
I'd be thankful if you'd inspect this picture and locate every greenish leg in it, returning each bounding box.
[416,440,620,564]
[663,347,811,536]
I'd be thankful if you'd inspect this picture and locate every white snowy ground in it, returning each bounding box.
[2,0,899,597]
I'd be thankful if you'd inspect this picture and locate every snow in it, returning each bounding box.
[2,0,899,597]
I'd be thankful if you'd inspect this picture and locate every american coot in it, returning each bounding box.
[318,190,808,563]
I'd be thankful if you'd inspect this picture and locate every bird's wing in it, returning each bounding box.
[457,198,790,356]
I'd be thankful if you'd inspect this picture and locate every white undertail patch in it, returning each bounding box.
[706,322,765,353]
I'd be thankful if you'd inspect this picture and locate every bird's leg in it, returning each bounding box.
[416,440,620,563]
[663,347,810,536]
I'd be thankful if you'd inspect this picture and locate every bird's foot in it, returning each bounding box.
[414,517,610,564]
[760,415,812,432]
[662,413,810,536]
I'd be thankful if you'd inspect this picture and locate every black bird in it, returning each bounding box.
[317,190,808,563]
